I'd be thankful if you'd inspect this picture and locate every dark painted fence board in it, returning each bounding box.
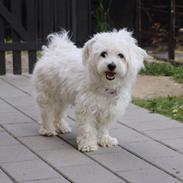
[0,0,91,75]
[0,0,5,75]
[26,0,37,73]
[169,0,175,60]
[11,0,22,74]
[0,1,31,40]
[55,0,67,31]
[42,0,54,39]
[73,0,91,46]
[0,43,43,51]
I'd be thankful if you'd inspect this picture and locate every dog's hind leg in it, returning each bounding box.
[39,107,58,136]
[52,103,71,134]
[36,94,57,136]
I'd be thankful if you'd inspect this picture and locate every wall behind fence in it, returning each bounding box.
[0,0,91,75]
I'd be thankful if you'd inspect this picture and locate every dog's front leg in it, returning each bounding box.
[97,121,118,147]
[76,112,98,152]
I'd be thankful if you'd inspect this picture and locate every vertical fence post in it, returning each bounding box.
[168,0,175,60]
[72,0,91,46]
[11,0,22,74]
[41,0,54,40]
[136,0,142,46]
[55,0,67,32]
[0,0,92,75]
[26,0,37,73]
[0,0,5,75]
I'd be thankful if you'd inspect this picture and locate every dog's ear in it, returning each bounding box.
[130,44,147,72]
[82,38,95,65]
[118,29,147,72]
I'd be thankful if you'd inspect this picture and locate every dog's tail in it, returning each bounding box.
[42,30,76,53]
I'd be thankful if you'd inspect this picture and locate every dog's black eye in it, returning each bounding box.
[100,51,107,58]
[118,53,124,59]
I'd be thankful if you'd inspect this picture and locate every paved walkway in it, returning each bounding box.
[0,74,183,183]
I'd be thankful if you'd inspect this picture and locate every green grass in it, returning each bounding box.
[140,62,183,83]
[133,96,183,122]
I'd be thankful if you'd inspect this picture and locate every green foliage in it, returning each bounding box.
[37,51,42,58]
[95,0,112,32]
[140,62,183,83]
[134,96,183,122]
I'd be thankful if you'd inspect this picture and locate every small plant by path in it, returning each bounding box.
[140,62,183,83]
[134,61,183,122]
[133,96,183,122]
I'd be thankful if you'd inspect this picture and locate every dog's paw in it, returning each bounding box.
[98,135,118,147]
[39,126,57,136]
[56,123,71,134]
[78,143,98,152]
[77,137,98,152]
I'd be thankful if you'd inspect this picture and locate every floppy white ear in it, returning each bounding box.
[130,44,147,72]
[82,38,95,65]
[118,29,147,72]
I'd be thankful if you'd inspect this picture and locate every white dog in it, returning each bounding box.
[32,29,147,152]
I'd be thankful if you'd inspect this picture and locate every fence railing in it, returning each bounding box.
[0,0,91,75]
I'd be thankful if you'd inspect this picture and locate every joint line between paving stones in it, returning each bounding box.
[2,77,183,182]
[56,135,130,183]
[0,97,74,183]
[1,94,183,183]
[117,122,183,182]
[0,119,129,183]
[0,123,74,183]
[4,75,183,156]
[0,97,129,183]
[64,140,130,183]
[0,97,37,123]
[69,116,183,183]
[1,78,31,96]
[2,76,183,155]
[118,144,183,183]
[0,165,18,183]
[22,74,31,79]
[117,121,183,156]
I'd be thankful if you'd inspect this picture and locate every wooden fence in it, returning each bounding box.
[0,0,180,75]
[0,0,91,75]
[136,0,182,61]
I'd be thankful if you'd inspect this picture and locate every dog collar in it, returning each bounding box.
[104,88,118,96]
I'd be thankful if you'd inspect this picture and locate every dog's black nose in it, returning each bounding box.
[107,63,116,71]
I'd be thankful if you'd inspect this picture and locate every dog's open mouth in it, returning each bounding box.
[105,71,116,80]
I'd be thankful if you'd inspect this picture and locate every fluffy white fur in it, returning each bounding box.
[32,29,147,152]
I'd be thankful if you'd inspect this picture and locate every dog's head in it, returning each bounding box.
[82,29,147,85]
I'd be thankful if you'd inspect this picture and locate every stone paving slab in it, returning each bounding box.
[123,140,181,160]
[0,74,183,183]
[38,148,94,168]
[110,127,150,144]
[161,138,183,151]
[0,169,13,183]
[26,178,70,183]
[0,131,19,146]
[151,155,183,173]
[20,136,71,151]
[0,111,35,124]
[90,150,153,172]
[3,123,40,137]
[0,79,28,98]
[60,163,125,183]
[117,168,180,183]
[2,160,62,182]
[0,145,38,163]
[144,128,183,140]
